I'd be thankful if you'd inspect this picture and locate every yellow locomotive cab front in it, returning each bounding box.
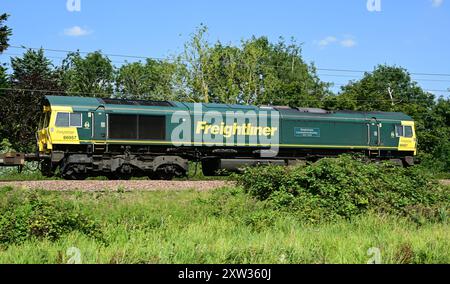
[397,121,417,155]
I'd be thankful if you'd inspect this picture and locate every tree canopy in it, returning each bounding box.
[60,51,115,97]
[116,59,177,100]
[175,25,330,105]
[5,49,63,151]
[0,13,12,53]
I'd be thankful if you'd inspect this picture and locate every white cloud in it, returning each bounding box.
[316,35,357,48]
[63,26,92,37]
[431,0,444,7]
[340,38,357,48]
[318,36,337,47]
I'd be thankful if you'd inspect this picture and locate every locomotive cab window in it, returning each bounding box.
[70,113,82,127]
[395,125,413,138]
[404,126,413,138]
[55,112,82,128]
[395,125,404,137]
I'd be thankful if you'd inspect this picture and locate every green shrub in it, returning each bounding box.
[235,165,287,200]
[237,155,449,222]
[0,189,103,246]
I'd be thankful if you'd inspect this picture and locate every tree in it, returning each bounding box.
[176,25,330,106]
[330,65,435,113]
[3,49,62,151]
[0,65,9,142]
[60,51,115,97]
[0,13,12,53]
[198,42,242,104]
[420,98,450,171]
[116,59,177,100]
[0,13,12,144]
[241,37,330,107]
[176,24,212,102]
[332,64,449,171]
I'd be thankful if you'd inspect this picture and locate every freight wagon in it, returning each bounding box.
[0,95,417,179]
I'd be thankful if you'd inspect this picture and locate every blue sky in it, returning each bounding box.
[1,0,449,97]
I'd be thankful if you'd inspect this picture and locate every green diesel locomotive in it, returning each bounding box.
[17,95,416,179]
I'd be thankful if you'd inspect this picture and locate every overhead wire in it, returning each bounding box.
[1,45,449,97]
[7,45,450,78]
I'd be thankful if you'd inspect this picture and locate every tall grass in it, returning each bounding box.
[0,162,57,181]
[0,187,448,264]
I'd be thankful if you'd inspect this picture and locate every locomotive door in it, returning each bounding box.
[368,118,380,146]
[91,107,107,142]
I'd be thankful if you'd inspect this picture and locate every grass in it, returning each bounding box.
[434,172,450,179]
[0,163,59,181]
[0,186,448,264]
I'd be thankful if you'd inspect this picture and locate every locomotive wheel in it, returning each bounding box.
[61,165,87,180]
[153,164,186,180]
[114,165,133,180]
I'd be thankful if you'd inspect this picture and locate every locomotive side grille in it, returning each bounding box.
[108,114,166,140]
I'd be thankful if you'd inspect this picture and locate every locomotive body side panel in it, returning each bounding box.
[35,95,417,179]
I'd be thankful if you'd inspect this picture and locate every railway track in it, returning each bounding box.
[0,180,231,191]
[0,179,447,191]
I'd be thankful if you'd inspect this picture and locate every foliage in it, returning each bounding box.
[0,138,14,153]
[0,188,103,246]
[2,49,63,152]
[327,65,435,112]
[175,25,330,105]
[0,187,448,263]
[418,98,450,172]
[176,24,212,102]
[60,51,115,97]
[116,59,177,100]
[0,13,12,53]
[241,37,330,107]
[0,65,9,139]
[237,156,449,222]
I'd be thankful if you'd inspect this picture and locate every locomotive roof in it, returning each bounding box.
[44,95,413,121]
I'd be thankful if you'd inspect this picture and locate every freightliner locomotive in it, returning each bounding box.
[0,95,417,179]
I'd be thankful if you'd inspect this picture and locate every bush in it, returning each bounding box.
[236,165,287,200]
[237,155,449,222]
[0,188,103,246]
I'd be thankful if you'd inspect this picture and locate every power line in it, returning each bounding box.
[8,44,450,78]
[316,68,450,77]
[1,52,132,65]
[328,83,449,93]
[0,87,109,97]
[9,45,165,61]
[4,51,449,84]
[318,73,450,83]
[0,87,448,100]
